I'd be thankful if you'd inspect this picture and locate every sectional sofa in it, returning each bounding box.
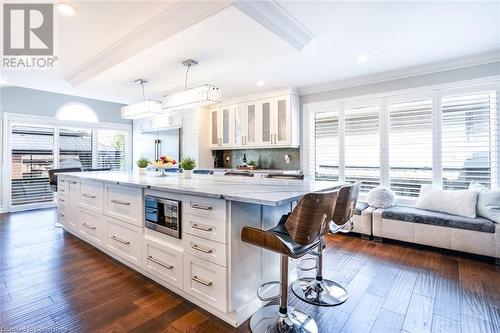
[350,202,500,264]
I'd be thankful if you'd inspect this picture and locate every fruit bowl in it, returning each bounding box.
[149,156,177,176]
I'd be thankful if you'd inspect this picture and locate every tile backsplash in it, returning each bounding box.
[220,148,300,170]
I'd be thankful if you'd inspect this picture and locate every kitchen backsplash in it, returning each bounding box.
[220,148,300,170]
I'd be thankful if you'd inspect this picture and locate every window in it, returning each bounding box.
[307,82,499,199]
[59,127,93,169]
[441,91,496,190]
[56,103,99,123]
[97,129,127,171]
[11,125,54,206]
[389,98,433,197]
[313,111,339,180]
[344,105,380,192]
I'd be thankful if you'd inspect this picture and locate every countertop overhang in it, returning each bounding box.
[60,171,344,206]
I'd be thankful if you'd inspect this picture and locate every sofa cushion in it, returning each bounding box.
[416,186,478,218]
[381,205,495,233]
[469,182,500,223]
[354,201,369,215]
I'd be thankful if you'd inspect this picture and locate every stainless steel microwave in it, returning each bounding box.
[144,195,181,238]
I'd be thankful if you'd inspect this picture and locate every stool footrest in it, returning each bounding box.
[257,281,281,302]
[297,257,317,271]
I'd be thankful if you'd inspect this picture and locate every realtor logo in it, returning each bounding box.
[3,3,53,56]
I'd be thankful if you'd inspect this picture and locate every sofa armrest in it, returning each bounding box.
[372,208,385,237]
[495,224,500,260]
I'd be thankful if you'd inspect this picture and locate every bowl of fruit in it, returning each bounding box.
[149,156,177,176]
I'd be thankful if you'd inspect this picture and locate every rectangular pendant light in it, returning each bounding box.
[163,84,221,111]
[121,100,162,119]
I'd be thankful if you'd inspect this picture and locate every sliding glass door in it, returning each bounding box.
[5,116,131,212]
[10,125,55,207]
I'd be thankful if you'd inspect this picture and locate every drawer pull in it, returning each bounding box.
[191,223,213,232]
[191,203,212,211]
[82,193,96,199]
[59,199,65,203]
[82,223,96,230]
[69,181,78,184]
[192,275,213,287]
[111,199,131,206]
[111,235,130,245]
[147,256,173,270]
[191,244,213,254]
[59,213,65,218]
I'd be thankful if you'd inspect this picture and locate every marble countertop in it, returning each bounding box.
[60,171,343,206]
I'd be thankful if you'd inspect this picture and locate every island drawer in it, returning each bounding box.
[143,238,183,290]
[183,234,227,267]
[78,209,104,246]
[106,217,142,265]
[183,254,227,312]
[183,196,226,221]
[58,177,68,196]
[80,181,103,213]
[183,213,227,244]
[104,184,143,226]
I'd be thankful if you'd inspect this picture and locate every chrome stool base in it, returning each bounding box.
[291,278,347,306]
[250,305,318,333]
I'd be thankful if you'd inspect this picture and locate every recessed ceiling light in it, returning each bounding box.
[57,3,76,16]
[356,55,368,64]
[256,80,264,87]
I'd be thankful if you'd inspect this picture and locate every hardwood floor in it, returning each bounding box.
[1,208,499,333]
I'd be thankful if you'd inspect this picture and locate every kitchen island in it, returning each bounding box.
[56,171,342,327]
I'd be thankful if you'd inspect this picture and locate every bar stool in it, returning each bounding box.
[241,191,338,333]
[291,183,360,307]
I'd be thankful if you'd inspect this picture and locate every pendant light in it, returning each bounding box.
[121,79,162,119]
[162,59,221,111]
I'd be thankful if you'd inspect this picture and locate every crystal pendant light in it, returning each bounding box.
[121,79,162,119]
[162,59,221,111]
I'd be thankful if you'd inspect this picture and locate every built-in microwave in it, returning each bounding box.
[144,195,181,238]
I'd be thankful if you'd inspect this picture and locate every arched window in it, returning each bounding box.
[56,103,99,123]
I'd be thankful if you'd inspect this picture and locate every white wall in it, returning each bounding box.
[132,108,212,169]
[301,62,500,105]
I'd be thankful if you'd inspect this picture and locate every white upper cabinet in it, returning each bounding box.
[209,88,299,149]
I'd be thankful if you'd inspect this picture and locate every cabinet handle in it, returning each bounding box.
[192,275,213,287]
[59,199,65,203]
[191,244,213,254]
[191,223,213,232]
[82,193,96,199]
[69,181,78,184]
[111,199,130,206]
[190,203,212,211]
[82,223,96,230]
[148,256,173,270]
[111,235,130,245]
[59,213,65,218]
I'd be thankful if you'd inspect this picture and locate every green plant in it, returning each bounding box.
[136,157,149,168]
[247,160,257,167]
[179,156,196,170]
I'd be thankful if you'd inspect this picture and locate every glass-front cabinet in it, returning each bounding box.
[208,89,298,149]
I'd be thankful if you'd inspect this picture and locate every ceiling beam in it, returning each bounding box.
[64,0,232,86]
[233,0,314,50]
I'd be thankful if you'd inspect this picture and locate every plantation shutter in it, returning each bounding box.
[11,125,55,206]
[441,91,496,190]
[59,127,93,170]
[96,129,128,171]
[389,99,433,197]
[313,111,339,180]
[344,105,380,192]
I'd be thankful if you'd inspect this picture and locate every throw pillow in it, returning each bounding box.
[367,187,396,208]
[416,185,478,218]
[468,182,500,223]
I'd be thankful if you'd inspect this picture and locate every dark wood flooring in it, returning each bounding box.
[1,208,499,333]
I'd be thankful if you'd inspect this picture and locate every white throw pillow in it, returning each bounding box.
[416,186,478,218]
[367,187,396,208]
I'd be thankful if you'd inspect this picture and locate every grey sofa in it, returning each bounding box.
[371,205,500,263]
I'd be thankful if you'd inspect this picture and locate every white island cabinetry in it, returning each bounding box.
[56,172,340,327]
